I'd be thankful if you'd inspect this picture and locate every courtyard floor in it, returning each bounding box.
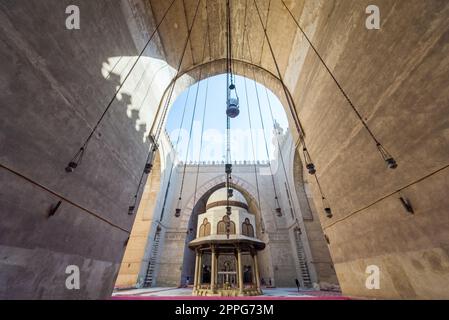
[111,287,349,300]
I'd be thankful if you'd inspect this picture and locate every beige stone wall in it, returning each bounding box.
[156,230,186,287]
[115,153,161,288]
[266,233,299,287]
[303,204,338,285]
[293,151,338,285]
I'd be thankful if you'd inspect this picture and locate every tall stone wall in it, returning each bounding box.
[282,0,449,299]
[291,149,338,286]
[0,0,183,299]
[115,152,161,288]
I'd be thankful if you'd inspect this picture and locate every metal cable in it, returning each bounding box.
[261,74,297,217]
[193,75,210,205]
[280,0,397,164]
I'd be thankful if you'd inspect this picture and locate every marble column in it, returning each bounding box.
[215,253,219,288]
[194,249,200,290]
[234,253,239,288]
[251,254,257,289]
[211,246,216,291]
[254,251,261,292]
[237,248,244,294]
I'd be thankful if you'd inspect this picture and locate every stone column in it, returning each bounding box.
[254,251,261,292]
[198,250,203,289]
[194,249,200,290]
[211,246,216,291]
[215,253,219,288]
[234,253,239,287]
[251,253,257,289]
[237,247,244,295]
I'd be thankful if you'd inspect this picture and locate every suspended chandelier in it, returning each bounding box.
[224,0,240,239]
[143,135,158,174]
[303,146,316,175]
[322,197,333,219]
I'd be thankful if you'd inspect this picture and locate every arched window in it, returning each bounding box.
[217,215,236,235]
[199,218,211,237]
[242,218,254,237]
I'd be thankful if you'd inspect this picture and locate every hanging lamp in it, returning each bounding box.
[322,197,333,218]
[377,143,398,169]
[175,197,182,218]
[303,147,316,175]
[65,147,85,173]
[144,136,158,174]
[224,0,237,239]
[226,89,240,118]
[275,207,282,217]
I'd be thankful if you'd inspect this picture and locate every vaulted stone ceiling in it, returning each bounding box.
[147,0,297,78]
[129,0,311,142]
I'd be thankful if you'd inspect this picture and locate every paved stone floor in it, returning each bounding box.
[111,287,349,300]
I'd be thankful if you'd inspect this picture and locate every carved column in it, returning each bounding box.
[211,245,216,291]
[251,252,257,289]
[237,247,244,295]
[215,253,219,288]
[254,251,261,292]
[234,252,239,287]
[194,249,200,290]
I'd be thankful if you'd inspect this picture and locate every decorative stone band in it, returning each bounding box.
[206,200,249,211]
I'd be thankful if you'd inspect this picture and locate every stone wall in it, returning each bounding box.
[0,0,188,299]
[0,0,158,299]
[115,152,161,288]
[292,149,338,286]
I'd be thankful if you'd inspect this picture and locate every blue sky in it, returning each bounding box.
[165,74,289,162]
